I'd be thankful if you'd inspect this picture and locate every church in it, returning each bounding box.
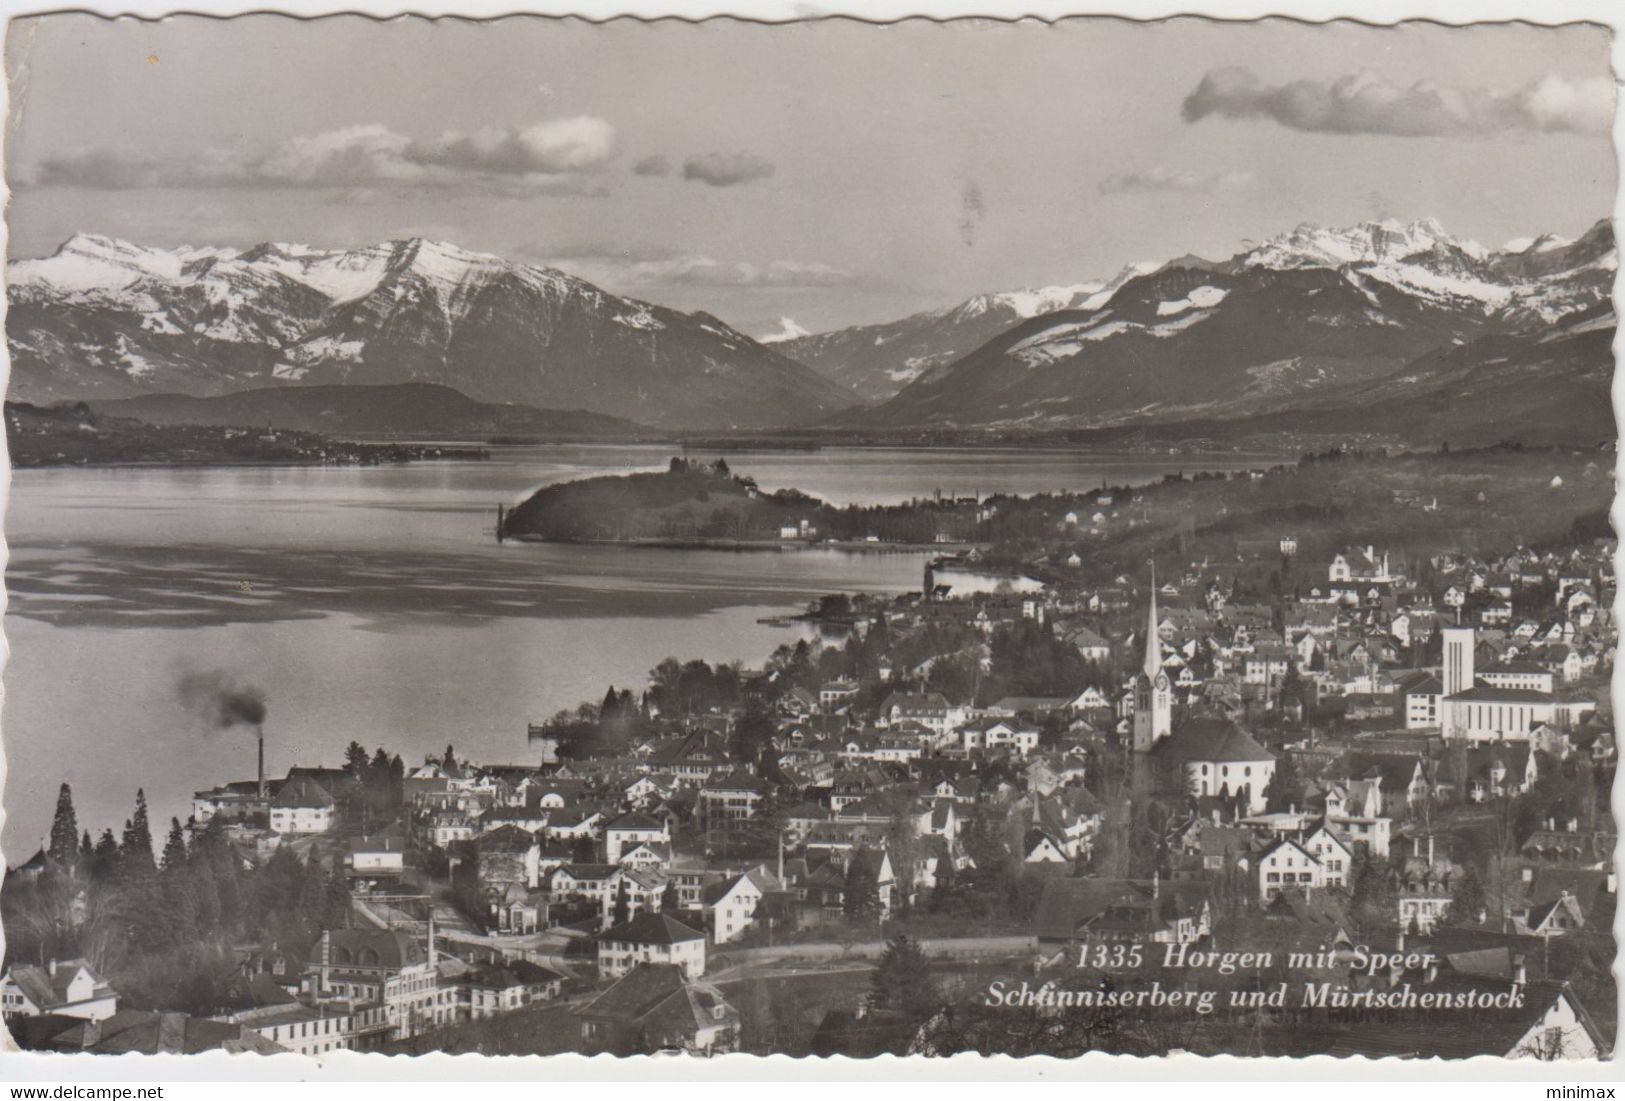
[1130,579,1276,815]
[1438,625,1596,743]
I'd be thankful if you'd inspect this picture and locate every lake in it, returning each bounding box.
[2,444,1277,859]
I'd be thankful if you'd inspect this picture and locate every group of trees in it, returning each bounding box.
[3,783,352,1015]
[342,742,405,830]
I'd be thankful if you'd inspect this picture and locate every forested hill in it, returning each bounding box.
[500,457,827,542]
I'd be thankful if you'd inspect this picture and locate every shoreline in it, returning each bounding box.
[501,533,970,553]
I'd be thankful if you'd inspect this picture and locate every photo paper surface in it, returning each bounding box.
[0,10,1617,1064]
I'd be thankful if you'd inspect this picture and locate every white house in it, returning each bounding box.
[700,870,774,945]
[602,812,671,863]
[1256,838,1324,900]
[269,777,335,835]
[1,960,118,1021]
[1301,825,1353,889]
[596,912,707,980]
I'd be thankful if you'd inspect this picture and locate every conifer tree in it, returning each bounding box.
[161,817,188,872]
[47,783,79,871]
[120,789,157,879]
[867,935,937,1021]
[91,828,119,879]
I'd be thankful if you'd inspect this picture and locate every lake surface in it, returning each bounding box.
[3,444,1277,859]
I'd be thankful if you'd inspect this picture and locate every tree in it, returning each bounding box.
[344,741,370,780]
[611,879,631,927]
[659,879,681,913]
[90,829,120,880]
[119,789,156,881]
[1445,863,1488,927]
[867,935,937,1021]
[1264,752,1304,814]
[160,818,188,873]
[843,853,882,925]
[48,783,80,872]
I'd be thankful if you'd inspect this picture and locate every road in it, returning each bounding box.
[711,933,1036,973]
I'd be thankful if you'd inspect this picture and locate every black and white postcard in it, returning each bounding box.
[0,5,1617,1067]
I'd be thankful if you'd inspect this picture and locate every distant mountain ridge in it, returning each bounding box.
[7,234,853,430]
[776,263,1158,402]
[87,382,654,439]
[832,217,1615,437]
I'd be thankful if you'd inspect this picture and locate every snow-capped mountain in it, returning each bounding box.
[7,235,853,430]
[839,218,1615,436]
[775,262,1157,402]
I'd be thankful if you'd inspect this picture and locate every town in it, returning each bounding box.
[3,448,1616,1060]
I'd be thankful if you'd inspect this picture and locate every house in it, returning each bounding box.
[269,777,335,835]
[877,692,964,737]
[347,832,407,886]
[1,959,118,1021]
[456,961,563,1021]
[1069,627,1112,663]
[1395,672,1442,730]
[1323,973,1607,1060]
[307,927,449,1040]
[1033,877,1210,953]
[1300,825,1353,889]
[1069,685,1111,712]
[602,812,670,863]
[700,869,776,945]
[819,678,861,712]
[1329,546,1391,584]
[1257,838,1324,900]
[596,911,707,980]
[697,770,769,822]
[14,1010,289,1055]
[216,1001,388,1055]
[576,964,738,1055]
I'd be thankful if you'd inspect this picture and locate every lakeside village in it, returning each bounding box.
[3,454,1619,1059]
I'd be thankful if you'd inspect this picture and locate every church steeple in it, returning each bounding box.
[1142,562,1161,681]
[1132,563,1172,753]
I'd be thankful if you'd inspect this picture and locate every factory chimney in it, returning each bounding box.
[257,729,266,800]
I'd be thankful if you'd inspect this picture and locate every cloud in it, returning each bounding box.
[535,244,853,291]
[1098,167,1255,195]
[758,317,812,344]
[631,154,673,177]
[26,117,619,193]
[681,152,776,187]
[406,117,617,175]
[1181,67,1613,138]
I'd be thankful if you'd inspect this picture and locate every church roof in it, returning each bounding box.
[1156,718,1273,764]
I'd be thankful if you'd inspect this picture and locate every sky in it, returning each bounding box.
[4,15,1617,336]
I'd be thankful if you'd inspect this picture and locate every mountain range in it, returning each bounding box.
[7,218,1615,444]
[85,382,653,440]
[772,263,1158,402]
[6,235,852,430]
[832,217,1616,435]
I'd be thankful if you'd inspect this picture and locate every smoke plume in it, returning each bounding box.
[178,669,268,734]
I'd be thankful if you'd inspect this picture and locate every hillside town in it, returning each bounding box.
[3,506,1616,1059]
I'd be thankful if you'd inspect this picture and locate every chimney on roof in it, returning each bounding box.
[47,959,57,977]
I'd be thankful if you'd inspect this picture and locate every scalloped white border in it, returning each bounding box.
[0,0,1618,1081]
